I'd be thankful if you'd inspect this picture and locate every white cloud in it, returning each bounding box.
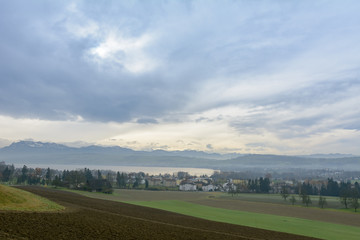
[88,32,157,73]
[64,3,99,38]
[0,138,11,148]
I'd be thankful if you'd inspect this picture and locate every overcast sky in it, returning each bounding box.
[1,0,360,154]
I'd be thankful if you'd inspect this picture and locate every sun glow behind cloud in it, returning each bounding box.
[88,32,157,73]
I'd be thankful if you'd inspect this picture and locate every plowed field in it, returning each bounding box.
[0,186,318,240]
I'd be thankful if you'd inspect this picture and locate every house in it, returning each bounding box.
[148,177,162,186]
[163,178,177,187]
[222,182,237,192]
[232,179,247,185]
[202,184,215,192]
[179,182,197,191]
[194,181,204,189]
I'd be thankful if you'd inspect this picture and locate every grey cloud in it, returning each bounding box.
[283,116,326,128]
[230,113,269,134]
[136,118,158,124]
[0,0,360,128]
[230,77,360,139]
[195,116,223,123]
[0,1,194,122]
[337,117,360,131]
[246,143,266,148]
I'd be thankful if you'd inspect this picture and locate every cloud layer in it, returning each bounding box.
[1,0,360,154]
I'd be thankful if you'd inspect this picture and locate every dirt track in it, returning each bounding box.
[0,186,319,240]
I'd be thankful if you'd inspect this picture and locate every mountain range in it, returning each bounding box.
[0,141,359,171]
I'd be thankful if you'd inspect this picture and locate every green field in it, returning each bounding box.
[68,188,360,240]
[128,200,360,240]
[0,184,64,211]
[220,192,345,209]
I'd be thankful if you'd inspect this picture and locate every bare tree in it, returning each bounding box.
[350,189,360,212]
[318,196,327,209]
[280,186,289,201]
[300,192,312,207]
[290,196,296,205]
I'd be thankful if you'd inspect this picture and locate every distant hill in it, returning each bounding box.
[0,141,238,167]
[0,140,359,170]
[0,141,240,159]
[213,154,360,171]
[297,153,356,158]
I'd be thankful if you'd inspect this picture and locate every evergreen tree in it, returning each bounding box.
[85,168,93,181]
[45,167,51,185]
[2,166,11,182]
[326,178,339,196]
[260,177,271,193]
[52,175,61,188]
[17,165,28,184]
[116,171,121,188]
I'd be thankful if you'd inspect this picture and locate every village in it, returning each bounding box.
[2,161,360,197]
[119,169,360,198]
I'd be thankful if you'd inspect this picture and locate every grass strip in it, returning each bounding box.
[0,185,64,211]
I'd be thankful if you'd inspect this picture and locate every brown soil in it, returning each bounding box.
[0,186,318,240]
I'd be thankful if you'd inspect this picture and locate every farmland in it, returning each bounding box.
[219,193,346,209]
[70,189,360,240]
[0,186,316,240]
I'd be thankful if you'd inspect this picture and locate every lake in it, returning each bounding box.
[13,163,217,176]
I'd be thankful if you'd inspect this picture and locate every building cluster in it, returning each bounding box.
[146,174,216,191]
[145,173,240,192]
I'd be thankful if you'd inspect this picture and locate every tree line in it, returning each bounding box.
[0,163,114,194]
[280,178,360,212]
[247,177,271,193]
[0,163,151,193]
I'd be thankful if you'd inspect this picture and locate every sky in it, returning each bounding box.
[1,0,360,155]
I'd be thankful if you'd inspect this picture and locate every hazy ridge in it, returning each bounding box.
[0,141,359,171]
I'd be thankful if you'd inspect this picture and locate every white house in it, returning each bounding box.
[179,183,197,191]
[222,182,237,192]
[202,184,215,192]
